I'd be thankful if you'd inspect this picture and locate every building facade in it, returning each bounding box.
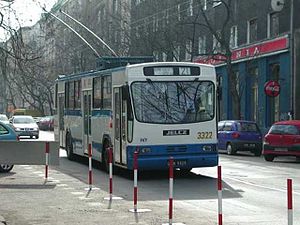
[130,0,300,132]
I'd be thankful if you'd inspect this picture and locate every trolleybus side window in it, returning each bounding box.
[103,75,112,109]
[68,81,75,109]
[65,82,69,108]
[93,77,102,108]
[74,80,81,109]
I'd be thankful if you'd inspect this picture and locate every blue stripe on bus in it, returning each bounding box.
[92,141,102,153]
[65,109,82,116]
[92,110,111,117]
[126,143,218,170]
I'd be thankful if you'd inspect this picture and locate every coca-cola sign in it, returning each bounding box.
[264,80,280,97]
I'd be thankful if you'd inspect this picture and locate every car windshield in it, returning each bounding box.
[237,122,259,132]
[131,81,215,124]
[269,124,300,135]
[0,115,8,121]
[13,117,35,124]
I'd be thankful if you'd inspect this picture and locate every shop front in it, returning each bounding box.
[194,35,290,133]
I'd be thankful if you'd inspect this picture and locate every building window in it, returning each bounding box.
[185,40,192,61]
[269,63,280,124]
[213,33,221,53]
[177,4,181,21]
[198,36,206,54]
[112,0,118,13]
[173,46,181,61]
[230,25,238,49]
[268,12,279,38]
[202,0,207,10]
[247,18,257,43]
[188,0,193,16]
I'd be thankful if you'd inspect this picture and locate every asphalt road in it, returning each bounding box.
[0,131,299,225]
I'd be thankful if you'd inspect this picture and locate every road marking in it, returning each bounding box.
[71,192,85,195]
[226,176,300,196]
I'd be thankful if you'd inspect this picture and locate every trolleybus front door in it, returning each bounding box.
[83,91,92,154]
[58,93,65,148]
[113,88,127,166]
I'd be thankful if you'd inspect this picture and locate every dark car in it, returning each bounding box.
[218,120,263,156]
[0,121,19,172]
[38,116,54,131]
[263,120,300,162]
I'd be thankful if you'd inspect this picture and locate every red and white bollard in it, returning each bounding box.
[109,147,113,200]
[169,157,174,225]
[88,143,93,190]
[287,179,293,225]
[218,166,223,225]
[129,149,151,213]
[45,142,50,180]
[133,150,138,212]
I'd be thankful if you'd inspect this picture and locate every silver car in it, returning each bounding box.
[0,114,9,124]
[10,115,39,139]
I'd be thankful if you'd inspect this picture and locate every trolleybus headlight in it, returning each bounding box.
[140,147,151,154]
[202,145,215,152]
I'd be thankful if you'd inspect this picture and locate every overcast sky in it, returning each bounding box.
[0,0,57,41]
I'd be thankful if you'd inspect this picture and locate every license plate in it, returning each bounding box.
[173,160,187,167]
[274,148,288,151]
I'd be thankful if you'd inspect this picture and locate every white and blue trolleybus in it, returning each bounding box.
[55,59,218,171]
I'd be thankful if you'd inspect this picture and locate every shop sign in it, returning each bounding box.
[264,80,280,97]
[194,36,288,65]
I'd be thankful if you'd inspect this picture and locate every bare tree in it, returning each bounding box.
[190,0,242,119]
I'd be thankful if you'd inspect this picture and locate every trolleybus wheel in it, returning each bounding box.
[102,141,111,173]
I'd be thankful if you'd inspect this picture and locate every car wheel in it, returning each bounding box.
[36,135,39,139]
[264,155,275,162]
[226,143,235,155]
[66,134,75,161]
[254,149,262,157]
[0,164,14,173]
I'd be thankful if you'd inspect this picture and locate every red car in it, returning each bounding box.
[263,120,300,162]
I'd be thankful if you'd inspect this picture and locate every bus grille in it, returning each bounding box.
[166,145,187,152]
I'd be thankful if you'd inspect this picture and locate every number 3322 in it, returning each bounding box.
[197,131,213,139]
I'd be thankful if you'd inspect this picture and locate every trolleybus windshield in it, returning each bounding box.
[131,81,215,124]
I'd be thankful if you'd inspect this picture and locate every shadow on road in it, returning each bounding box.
[55,154,243,201]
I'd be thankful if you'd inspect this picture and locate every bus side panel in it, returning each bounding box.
[64,111,83,155]
[91,110,112,162]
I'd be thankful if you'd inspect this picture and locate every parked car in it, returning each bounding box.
[0,121,19,172]
[0,114,9,124]
[38,116,54,131]
[218,120,263,156]
[10,115,39,139]
[263,120,300,162]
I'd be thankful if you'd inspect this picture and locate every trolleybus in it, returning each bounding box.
[54,60,218,171]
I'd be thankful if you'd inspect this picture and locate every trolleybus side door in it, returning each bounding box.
[83,90,92,154]
[113,87,127,166]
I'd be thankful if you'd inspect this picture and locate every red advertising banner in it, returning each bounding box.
[194,36,288,65]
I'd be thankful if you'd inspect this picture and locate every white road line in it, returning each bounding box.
[226,176,300,196]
